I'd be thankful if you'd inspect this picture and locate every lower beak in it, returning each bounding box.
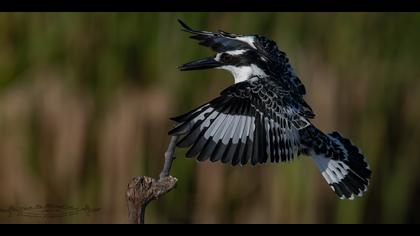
[178,57,222,71]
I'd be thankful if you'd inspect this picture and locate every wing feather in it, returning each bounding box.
[169,77,312,165]
[223,101,245,164]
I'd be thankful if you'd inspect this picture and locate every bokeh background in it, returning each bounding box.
[0,12,419,224]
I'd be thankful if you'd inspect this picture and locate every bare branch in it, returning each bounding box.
[126,176,177,224]
[126,135,179,224]
[160,135,180,179]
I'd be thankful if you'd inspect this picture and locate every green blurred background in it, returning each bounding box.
[0,12,419,224]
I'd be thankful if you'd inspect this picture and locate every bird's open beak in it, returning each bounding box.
[178,57,222,71]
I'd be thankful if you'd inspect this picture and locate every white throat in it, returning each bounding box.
[220,64,267,84]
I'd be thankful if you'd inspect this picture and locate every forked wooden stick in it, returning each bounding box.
[126,135,179,224]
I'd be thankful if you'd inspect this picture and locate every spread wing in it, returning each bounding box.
[168,77,314,166]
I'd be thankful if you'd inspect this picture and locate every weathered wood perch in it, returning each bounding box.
[126,135,179,224]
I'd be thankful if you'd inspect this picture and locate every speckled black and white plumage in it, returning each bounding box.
[169,77,312,165]
[170,20,371,199]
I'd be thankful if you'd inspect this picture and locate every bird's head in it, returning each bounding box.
[179,49,269,83]
[177,19,272,83]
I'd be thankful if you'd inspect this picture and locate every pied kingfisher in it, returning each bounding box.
[169,19,371,200]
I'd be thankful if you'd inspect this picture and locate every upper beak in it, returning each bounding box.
[178,56,222,71]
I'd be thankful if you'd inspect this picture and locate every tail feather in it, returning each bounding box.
[304,128,371,200]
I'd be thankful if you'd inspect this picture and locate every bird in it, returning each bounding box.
[169,19,372,200]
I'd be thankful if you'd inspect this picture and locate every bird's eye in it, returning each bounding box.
[220,53,232,62]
